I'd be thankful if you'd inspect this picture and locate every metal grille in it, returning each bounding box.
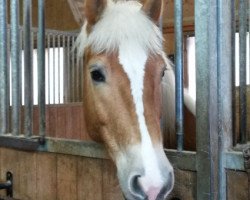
[0,0,83,150]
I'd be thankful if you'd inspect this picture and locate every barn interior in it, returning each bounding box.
[0,0,249,200]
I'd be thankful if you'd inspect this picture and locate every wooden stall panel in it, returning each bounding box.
[102,160,123,200]
[235,86,250,142]
[47,106,58,138]
[0,149,4,197]
[31,103,91,141]
[227,170,248,200]
[65,105,80,139]
[57,154,78,200]
[18,152,37,200]
[77,157,103,200]
[55,106,67,138]
[0,147,199,200]
[36,153,57,200]
[167,169,196,200]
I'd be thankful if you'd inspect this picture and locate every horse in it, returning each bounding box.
[75,0,189,199]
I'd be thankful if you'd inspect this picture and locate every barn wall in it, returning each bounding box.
[7,0,80,31]
[32,104,90,140]
[162,0,194,55]
[8,0,196,52]
[0,148,123,200]
[0,147,197,200]
[36,0,80,31]
[227,170,249,200]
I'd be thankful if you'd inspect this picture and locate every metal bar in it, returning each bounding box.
[76,37,80,102]
[58,34,61,104]
[231,0,237,145]
[38,0,46,139]
[239,0,247,143]
[195,0,218,199]
[23,0,33,137]
[224,151,245,170]
[31,31,34,100]
[0,134,40,151]
[36,138,197,171]
[67,35,70,103]
[0,0,9,134]
[72,36,76,102]
[63,35,66,103]
[7,27,10,125]
[20,28,23,106]
[174,0,184,151]
[165,150,196,171]
[38,138,109,159]
[53,34,56,104]
[217,1,233,199]
[70,36,73,102]
[11,0,21,136]
[47,33,51,104]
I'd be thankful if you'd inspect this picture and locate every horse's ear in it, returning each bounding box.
[84,0,107,28]
[141,0,163,23]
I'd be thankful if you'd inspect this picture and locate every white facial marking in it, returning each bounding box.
[118,39,163,191]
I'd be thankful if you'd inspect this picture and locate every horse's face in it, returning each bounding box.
[77,1,174,199]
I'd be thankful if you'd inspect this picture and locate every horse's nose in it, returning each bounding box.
[137,170,174,200]
[128,174,147,200]
[127,170,174,200]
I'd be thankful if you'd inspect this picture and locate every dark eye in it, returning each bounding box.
[161,70,165,78]
[91,69,106,82]
[161,68,166,78]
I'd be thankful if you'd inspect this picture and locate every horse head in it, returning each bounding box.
[75,0,175,199]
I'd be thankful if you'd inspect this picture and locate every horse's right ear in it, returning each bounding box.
[84,0,107,29]
[141,0,163,24]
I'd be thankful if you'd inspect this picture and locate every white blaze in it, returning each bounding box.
[118,41,163,191]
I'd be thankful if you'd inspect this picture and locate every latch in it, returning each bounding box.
[0,172,13,198]
[243,147,250,170]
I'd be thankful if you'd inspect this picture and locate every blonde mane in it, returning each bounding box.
[74,1,163,58]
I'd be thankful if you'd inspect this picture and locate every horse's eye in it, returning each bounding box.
[161,68,166,79]
[161,70,165,78]
[91,69,105,82]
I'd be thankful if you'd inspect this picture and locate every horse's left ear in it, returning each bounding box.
[141,0,163,23]
[84,0,107,28]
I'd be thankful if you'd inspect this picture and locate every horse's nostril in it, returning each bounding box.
[128,174,147,199]
[156,171,174,199]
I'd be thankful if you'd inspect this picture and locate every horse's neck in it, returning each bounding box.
[161,69,196,136]
[162,68,175,135]
[184,89,196,116]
